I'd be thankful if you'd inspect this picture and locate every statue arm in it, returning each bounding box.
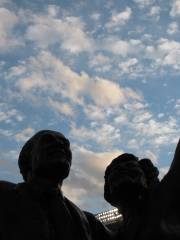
[84,211,116,240]
[162,139,180,185]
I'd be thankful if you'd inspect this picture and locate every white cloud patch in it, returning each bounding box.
[63,145,122,210]
[118,58,138,74]
[70,123,121,147]
[133,0,154,8]
[25,12,94,53]
[0,7,22,52]
[145,38,180,70]
[14,127,35,142]
[130,114,179,147]
[148,6,161,21]
[10,51,142,108]
[89,54,110,67]
[0,103,23,123]
[170,0,180,17]
[167,22,179,35]
[48,98,74,117]
[159,166,169,179]
[103,38,143,57]
[105,7,132,30]
[83,104,108,121]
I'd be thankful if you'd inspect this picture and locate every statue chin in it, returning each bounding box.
[33,162,70,184]
[105,180,146,207]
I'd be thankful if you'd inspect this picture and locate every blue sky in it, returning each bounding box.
[0,0,180,213]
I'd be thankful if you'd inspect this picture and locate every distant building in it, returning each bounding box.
[95,208,123,231]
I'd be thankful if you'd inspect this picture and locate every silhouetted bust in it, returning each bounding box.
[0,130,112,240]
[104,141,180,240]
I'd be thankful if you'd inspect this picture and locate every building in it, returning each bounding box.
[95,208,123,231]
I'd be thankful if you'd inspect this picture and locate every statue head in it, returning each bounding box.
[139,158,159,188]
[18,130,72,186]
[104,153,148,208]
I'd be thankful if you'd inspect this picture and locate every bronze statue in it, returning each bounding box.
[104,140,180,240]
[0,130,112,240]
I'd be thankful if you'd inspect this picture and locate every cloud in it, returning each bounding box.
[0,7,22,51]
[83,104,108,121]
[130,114,179,147]
[159,166,169,179]
[70,123,121,147]
[63,145,122,211]
[118,58,138,74]
[103,37,143,57]
[145,38,180,70]
[11,51,142,109]
[25,11,94,53]
[89,54,110,67]
[105,7,132,30]
[0,103,23,123]
[170,0,180,17]
[14,127,35,142]
[15,51,89,105]
[167,22,179,35]
[90,77,126,107]
[133,0,154,8]
[90,12,101,21]
[148,6,161,21]
[48,98,75,117]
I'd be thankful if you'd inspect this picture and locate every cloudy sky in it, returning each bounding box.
[0,0,180,213]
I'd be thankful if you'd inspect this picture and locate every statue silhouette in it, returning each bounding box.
[104,140,180,240]
[0,130,112,240]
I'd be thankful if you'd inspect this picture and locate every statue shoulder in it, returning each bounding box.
[84,211,115,240]
[0,180,16,193]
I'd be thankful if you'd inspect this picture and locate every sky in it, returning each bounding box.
[0,0,180,213]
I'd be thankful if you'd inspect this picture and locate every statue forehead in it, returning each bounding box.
[27,130,69,148]
[105,153,139,177]
[110,153,138,167]
[36,130,66,139]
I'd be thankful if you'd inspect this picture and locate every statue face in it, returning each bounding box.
[104,158,147,207]
[31,132,72,184]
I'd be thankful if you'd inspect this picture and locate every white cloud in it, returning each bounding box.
[12,51,142,108]
[145,38,180,70]
[89,54,110,67]
[83,104,107,121]
[105,7,132,30]
[63,145,122,210]
[130,115,179,147]
[159,166,169,179]
[90,77,126,107]
[0,129,13,137]
[0,103,23,123]
[175,99,180,115]
[170,0,180,17]
[118,58,138,74]
[48,98,74,117]
[167,22,179,35]
[103,37,143,57]
[70,123,121,146]
[25,12,94,53]
[14,128,35,142]
[133,0,154,8]
[114,112,128,124]
[0,7,22,51]
[148,6,161,21]
[90,12,101,21]
[15,51,89,105]
[141,149,158,164]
